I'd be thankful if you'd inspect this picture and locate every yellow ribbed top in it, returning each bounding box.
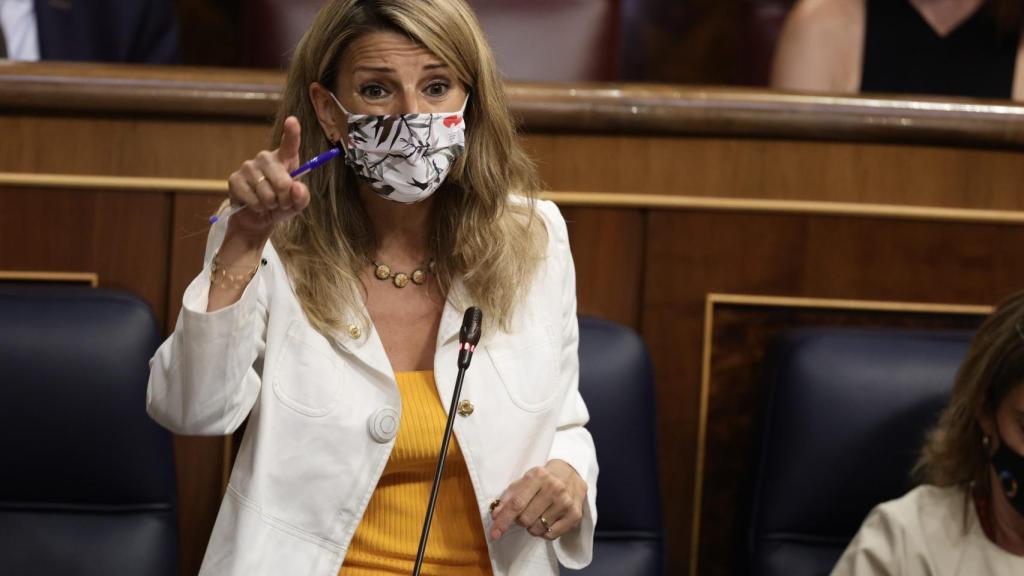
[340,371,492,576]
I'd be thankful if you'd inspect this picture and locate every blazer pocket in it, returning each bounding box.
[272,320,345,417]
[487,323,561,412]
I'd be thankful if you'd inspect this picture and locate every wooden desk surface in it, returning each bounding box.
[3,61,1024,146]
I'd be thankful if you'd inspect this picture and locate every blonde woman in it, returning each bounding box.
[832,291,1024,574]
[146,1,596,574]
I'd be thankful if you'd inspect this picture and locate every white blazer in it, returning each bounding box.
[147,199,597,576]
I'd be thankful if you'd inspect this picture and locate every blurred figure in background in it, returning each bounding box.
[832,291,1024,574]
[772,0,1024,99]
[0,0,179,63]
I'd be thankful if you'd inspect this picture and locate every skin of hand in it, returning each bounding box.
[225,116,311,243]
[489,459,587,541]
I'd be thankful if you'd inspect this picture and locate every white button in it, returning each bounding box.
[367,407,399,443]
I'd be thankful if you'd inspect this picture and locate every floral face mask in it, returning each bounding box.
[330,92,467,204]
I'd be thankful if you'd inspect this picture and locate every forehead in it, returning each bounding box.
[341,31,444,70]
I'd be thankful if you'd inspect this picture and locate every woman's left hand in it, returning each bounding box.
[489,459,587,541]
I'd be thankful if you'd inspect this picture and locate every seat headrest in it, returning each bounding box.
[748,327,972,573]
[0,285,175,507]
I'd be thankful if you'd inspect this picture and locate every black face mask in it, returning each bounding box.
[991,429,1024,518]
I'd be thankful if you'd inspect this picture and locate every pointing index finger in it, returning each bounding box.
[276,116,302,172]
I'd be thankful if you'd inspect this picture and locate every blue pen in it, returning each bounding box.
[209,147,342,224]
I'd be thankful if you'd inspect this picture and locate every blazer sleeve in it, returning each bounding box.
[539,200,599,569]
[146,216,269,436]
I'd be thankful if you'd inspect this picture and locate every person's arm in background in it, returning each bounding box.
[130,0,180,64]
[770,0,864,94]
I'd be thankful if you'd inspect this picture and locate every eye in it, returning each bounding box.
[424,80,450,98]
[359,84,388,100]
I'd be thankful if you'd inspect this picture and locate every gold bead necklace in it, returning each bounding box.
[371,258,434,288]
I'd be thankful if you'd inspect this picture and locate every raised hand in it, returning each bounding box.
[225,115,311,240]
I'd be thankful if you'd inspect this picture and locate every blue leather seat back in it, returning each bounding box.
[0,285,179,576]
[747,328,972,576]
[563,316,662,575]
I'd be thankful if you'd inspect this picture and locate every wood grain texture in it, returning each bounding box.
[560,207,646,328]
[172,436,227,576]
[522,134,1024,210]
[0,186,170,326]
[643,211,1024,575]
[0,115,268,179]
[5,63,1024,147]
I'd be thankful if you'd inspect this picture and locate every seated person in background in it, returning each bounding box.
[0,0,179,63]
[832,290,1024,574]
[772,0,1024,100]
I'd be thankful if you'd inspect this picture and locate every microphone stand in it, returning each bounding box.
[412,308,481,576]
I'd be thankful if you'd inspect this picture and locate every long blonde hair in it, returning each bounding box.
[269,0,545,337]
[916,290,1024,494]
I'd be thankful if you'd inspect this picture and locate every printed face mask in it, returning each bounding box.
[991,428,1024,518]
[330,92,467,204]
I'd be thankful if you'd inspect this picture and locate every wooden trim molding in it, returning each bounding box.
[0,172,226,193]
[0,270,99,287]
[4,172,1024,225]
[4,62,1024,148]
[689,293,991,576]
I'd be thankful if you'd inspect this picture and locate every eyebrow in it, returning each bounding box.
[353,63,449,73]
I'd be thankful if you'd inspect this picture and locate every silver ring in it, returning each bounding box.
[255,175,267,186]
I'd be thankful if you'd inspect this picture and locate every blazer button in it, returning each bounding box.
[368,407,399,443]
[457,400,474,416]
[347,324,361,339]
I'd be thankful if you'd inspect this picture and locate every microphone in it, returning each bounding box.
[458,306,482,369]
[413,307,483,576]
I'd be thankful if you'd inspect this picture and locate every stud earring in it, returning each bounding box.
[983,434,991,447]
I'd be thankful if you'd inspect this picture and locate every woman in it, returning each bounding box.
[832,291,1024,574]
[772,0,1024,100]
[146,1,596,574]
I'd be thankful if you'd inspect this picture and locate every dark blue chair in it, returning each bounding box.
[746,327,973,576]
[564,316,663,575]
[0,285,179,576]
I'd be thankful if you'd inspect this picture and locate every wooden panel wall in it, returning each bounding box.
[3,64,1024,576]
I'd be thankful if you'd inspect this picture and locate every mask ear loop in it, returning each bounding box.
[326,91,353,158]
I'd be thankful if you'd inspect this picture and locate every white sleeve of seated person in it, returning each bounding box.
[146,215,268,436]
[831,504,905,576]
[541,201,599,569]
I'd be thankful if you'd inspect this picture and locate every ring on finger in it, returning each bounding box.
[255,175,268,186]
[539,516,552,534]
